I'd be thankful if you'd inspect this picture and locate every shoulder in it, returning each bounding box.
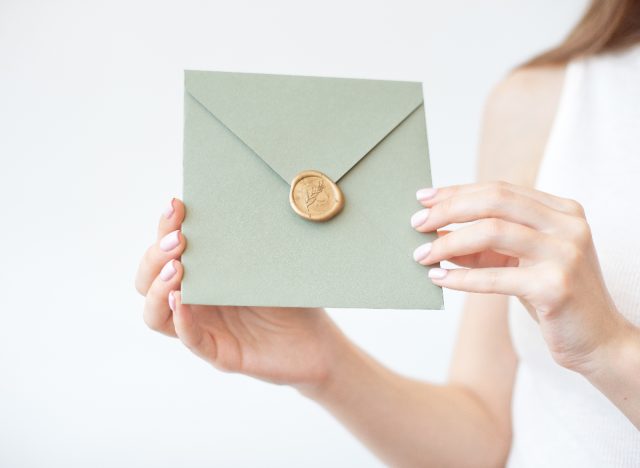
[477,65,566,186]
[488,65,566,109]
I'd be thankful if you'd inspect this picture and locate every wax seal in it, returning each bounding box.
[289,170,344,222]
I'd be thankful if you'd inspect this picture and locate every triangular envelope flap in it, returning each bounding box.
[185,70,424,184]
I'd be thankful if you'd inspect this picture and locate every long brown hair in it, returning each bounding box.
[524,0,640,67]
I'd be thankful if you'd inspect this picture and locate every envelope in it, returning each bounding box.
[181,70,443,310]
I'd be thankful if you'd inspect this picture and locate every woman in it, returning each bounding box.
[135,1,640,465]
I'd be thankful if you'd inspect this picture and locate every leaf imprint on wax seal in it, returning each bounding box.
[289,170,344,222]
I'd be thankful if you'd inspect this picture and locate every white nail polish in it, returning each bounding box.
[163,198,175,219]
[428,268,448,279]
[168,291,176,312]
[416,187,437,201]
[413,243,432,262]
[160,260,177,281]
[410,209,430,228]
[159,230,180,251]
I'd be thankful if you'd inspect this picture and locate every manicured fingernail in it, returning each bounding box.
[416,187,437,201]
[410,209,430,228]
[160,260,177,281]
[428,268,448,280]
[413,242,432,263]
[159,230,180,251]
[168,291,176,312]
[163,198,175,219]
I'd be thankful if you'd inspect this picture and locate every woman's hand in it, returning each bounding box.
[134,198,346,388]
[411,181,637,375]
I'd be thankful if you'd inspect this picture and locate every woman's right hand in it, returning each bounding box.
[134,198,347,389]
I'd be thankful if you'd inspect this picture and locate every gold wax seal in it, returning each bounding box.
[289,170,344,222]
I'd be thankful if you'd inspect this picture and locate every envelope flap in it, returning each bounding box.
[185,70,424,183]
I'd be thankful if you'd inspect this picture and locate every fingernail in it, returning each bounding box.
[160,260,177,281]
[428,268,448,280]
[410,209,430,228]
[416,187,437,201]
[168,291,176,312]
[159,230,180,251]
[163,198,175,219]
[413,242,432,263]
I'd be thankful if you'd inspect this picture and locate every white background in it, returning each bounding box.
[1,1,587,466]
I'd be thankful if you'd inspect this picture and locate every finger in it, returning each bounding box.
[142,259,183,337]
[135,229,187,295]
[157,198,186,238]
[411,185,566,233]
[426,229,515,268]
[434,230,510,267]
[413,218,556,266]
[427,266,529,296]
[134,198,186,295]
[172,291,217,362]
[442,250,517,269]
[417,181,585,218]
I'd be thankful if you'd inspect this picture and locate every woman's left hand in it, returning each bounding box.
[411,181,636,376]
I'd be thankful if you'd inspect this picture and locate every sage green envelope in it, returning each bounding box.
[181,70,443,310]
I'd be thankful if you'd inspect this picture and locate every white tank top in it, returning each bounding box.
[507,44,640,467]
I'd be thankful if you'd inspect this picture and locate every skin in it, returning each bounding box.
[135,64,640,467]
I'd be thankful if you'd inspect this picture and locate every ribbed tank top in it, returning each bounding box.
[507,44,640,467]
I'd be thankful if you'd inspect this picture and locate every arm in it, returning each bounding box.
[297,67,567,467]
[412,65,640,429]
[583,324,640,429]
[298,293,515,468]
[136,211,515,467]
[135,67,565,466]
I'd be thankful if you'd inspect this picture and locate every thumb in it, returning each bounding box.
[170,291,216,361]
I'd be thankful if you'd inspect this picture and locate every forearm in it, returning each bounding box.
[297,336,510,468]
[582,318,640,430]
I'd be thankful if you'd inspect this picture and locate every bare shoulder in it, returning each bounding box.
[477,65,566,186]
